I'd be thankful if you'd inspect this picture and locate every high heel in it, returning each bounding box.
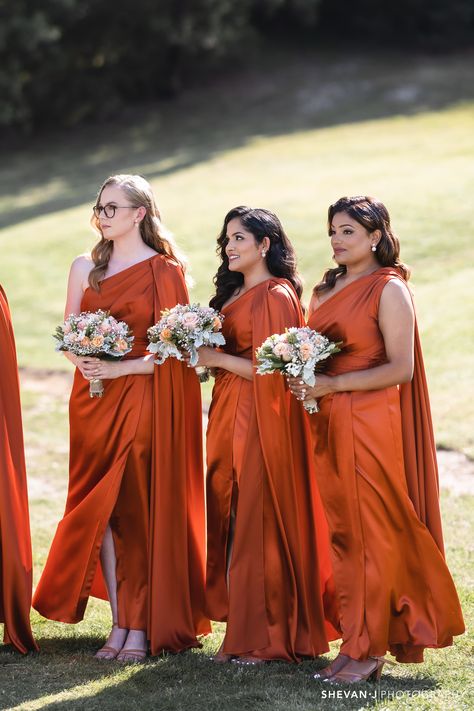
[313,653,351,680]
[324,656,395,684]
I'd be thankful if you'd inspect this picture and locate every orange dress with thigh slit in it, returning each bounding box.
[33,255,210,653]
[307,267,464,662]
[0,285,37,653]
[206,278,340,661]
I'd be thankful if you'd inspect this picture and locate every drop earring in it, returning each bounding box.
[371,244,377,252]
[261,250,266,258]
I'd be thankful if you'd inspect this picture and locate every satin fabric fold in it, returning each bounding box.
[307,267,464,662]
[0,285,37,653]
[33,255,210,653]
[206,278,339,662]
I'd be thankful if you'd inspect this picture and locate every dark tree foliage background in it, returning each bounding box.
[1,0,473,132]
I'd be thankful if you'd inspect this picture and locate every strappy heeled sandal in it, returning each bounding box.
[231,656,265,666]
[116,648,148,663]
[313,653,351,680]
[325,655,395,684]
[95,623,124,660]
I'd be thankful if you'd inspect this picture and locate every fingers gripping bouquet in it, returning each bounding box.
[147,303,225,382]
[255,327,341,413]
[54,310,134,398]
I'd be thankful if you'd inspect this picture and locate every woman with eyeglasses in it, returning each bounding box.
[194,206,339,664]
[33,174,210,661]
[0,285,38,654]
[288,196,464,682]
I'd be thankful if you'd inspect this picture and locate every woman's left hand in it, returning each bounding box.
[187,346,220,368]
[286,374,335,401]
[80,357,125,380]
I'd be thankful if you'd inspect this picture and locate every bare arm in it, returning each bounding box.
[192,346,254,381]
[290,280,414,400]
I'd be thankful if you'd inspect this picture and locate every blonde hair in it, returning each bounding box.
[89,174,187,291]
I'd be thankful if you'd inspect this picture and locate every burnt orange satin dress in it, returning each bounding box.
[33,255,210,653]
[307,267,464,663]
[206,278,339,661]
[0,285,37,653]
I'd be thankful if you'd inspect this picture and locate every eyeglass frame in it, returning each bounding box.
[92,203,138,219]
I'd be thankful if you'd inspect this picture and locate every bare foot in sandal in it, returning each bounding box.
[95,623,129,660]
[116,629,148,663]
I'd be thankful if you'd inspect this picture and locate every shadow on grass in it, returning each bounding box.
[0,640,439,711]
[1,48,473,230]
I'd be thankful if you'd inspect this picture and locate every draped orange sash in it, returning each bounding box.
[33,256,210,653]
[206,278,339,661]
[0,285,37,653]
[307,268,464,662]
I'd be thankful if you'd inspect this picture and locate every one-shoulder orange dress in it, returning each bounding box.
[206,278,339,661]
[33,255,210,653]
[0,285,37,654]
[307,268,464,663]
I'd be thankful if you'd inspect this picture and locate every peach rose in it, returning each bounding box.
[160,328,172,341]
[273,342,293,362]
[91,335,105,348]
[213,317,222,330]
[80,336,91,347]
[115,338,129,352]
[299,342,314,361]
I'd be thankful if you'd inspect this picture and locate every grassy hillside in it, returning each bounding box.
[1,49,473,454]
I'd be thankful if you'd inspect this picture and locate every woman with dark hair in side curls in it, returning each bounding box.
[288,196,464,682]
[194,206,339,664]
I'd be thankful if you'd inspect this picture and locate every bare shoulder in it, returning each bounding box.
[70,253,94,277]
[380,278,413,307]
[379,279,414,326]
[67,254,94,294]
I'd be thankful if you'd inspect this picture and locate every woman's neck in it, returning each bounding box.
[109,232,152,263]
[344,258,380,280]
[241,264,273,291]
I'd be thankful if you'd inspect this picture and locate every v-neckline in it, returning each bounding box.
[314,269,382,311]
[221,278,272,312]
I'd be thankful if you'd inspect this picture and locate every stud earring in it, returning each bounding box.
[371,244,377,252]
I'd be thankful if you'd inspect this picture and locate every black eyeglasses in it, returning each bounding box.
[92,204,136,219]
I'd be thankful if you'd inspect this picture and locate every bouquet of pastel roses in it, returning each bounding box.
[54,309,134,398]
[255,326,341,413]
[147,303,225,382]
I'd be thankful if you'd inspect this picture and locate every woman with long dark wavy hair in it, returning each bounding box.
[33,174,210,660]
[289,196,464,682]
[195,206,339,663]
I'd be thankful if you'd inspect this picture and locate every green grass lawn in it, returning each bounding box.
[0,49,473,454]
[1,375,472,710]
[1,48,473,710]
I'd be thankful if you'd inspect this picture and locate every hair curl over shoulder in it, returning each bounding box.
[88,174,186,291]
[209,206,303,311]
[315,196,410,295]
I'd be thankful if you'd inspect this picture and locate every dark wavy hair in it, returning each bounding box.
[315,196,410,294]
[209,206,303,311]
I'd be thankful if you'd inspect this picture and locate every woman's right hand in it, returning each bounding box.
[64,352,97,380]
